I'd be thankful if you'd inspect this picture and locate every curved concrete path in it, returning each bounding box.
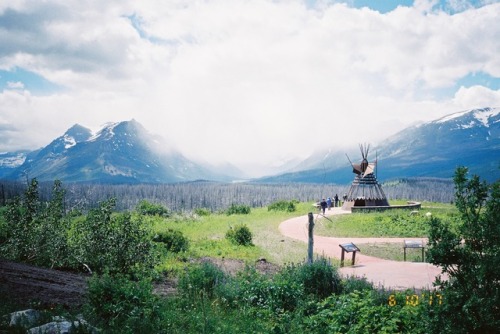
[279,207,445,291]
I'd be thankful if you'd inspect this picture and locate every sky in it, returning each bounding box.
[0,0,499,176]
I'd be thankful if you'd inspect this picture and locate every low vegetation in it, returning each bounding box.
[360,242,427,262]
[225,203,251,215]
[225,224,253,246]
[315,202,459,238]
[268,199,297,212]
[0,168,498,333]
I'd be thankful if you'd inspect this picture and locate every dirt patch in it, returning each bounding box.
[200,257,280,277]
[0,259,89,309]
[0,257,281,306]
[153,257,281,297]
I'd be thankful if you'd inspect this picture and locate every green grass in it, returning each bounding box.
[358,242,428,262]
[315,202,458,238]
[151,203,313,274]
[151,201,459,273]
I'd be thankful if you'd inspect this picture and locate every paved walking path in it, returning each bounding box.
[279,207,445,291]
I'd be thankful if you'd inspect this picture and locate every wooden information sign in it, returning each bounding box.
[339,242,360,267]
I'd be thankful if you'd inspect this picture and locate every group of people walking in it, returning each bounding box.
[319,194,340,214]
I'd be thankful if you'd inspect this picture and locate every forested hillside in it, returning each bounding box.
[0,178,454,212]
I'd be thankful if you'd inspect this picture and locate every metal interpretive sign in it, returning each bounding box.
[403,240,425,262]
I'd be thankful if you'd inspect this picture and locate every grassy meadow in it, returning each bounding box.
[314,201,458,238]
[149,200,459,272]
[151,202,313,274]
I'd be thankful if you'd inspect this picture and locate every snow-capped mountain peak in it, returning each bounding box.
[1,119,237,183]
[435,107,499,128]
[89,122,119,142]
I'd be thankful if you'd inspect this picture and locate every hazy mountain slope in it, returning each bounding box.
[257,107,500,184]
[0,151,29,179]
[5,120,233,183]
[1,108,498,184]
[376,107,499,181]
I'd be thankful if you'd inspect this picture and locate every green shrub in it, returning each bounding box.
[85,272,161,332]
[194,208,211,216]
[229,266,303,313]
[153,229,189,253]
[268,200,296,212]
[280,259,342,300]
[426,167,500,333]
[177,261,227,300]
[302,290,428,333]
[71,199,157,276]
[226,204,251,215]
[225,224,253,246]
[341,275,374,293]
[2,179,71,269]
[136,200,169,217]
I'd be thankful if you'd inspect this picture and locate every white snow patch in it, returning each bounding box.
[89,122,118,141]
[0,154,26,167]
[104,164,133,177]
[63,135,76,149]
[474,108,499,127]
[460,121,476,129]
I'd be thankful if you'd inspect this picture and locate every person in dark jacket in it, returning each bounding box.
[320,198,327,214]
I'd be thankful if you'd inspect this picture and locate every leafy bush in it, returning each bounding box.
[153,229,189,253]
[0,209,7,248]
[85,272,161,332]
[268,200,297,212]
[177,261,227,300]
[278,259,342,300]
[226,204,251,215]
[225,224,253,246]
[194,208,211,216]
[426,167,500,333]
[136,200,169,217]
[296,258,342,299]
[2,179,71,268]
[301,290,430,333]
[341,275,374,294]
[225,266,303,313]
[71,198,157,276]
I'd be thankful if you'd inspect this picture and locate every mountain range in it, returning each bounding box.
[0,120,242,183]
[257,107,500,184]
[0,107,498,184]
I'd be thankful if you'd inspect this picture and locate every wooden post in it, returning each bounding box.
[307,212,314,264]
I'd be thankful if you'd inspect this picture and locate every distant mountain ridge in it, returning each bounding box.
[376,107,499,181]
[0,108,498,184]
[2,120,241,183]
[257,107,500,184]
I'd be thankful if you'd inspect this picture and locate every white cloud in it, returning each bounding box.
[452,85,500,109]
[0,0,498,176]
[7,81,23,89]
